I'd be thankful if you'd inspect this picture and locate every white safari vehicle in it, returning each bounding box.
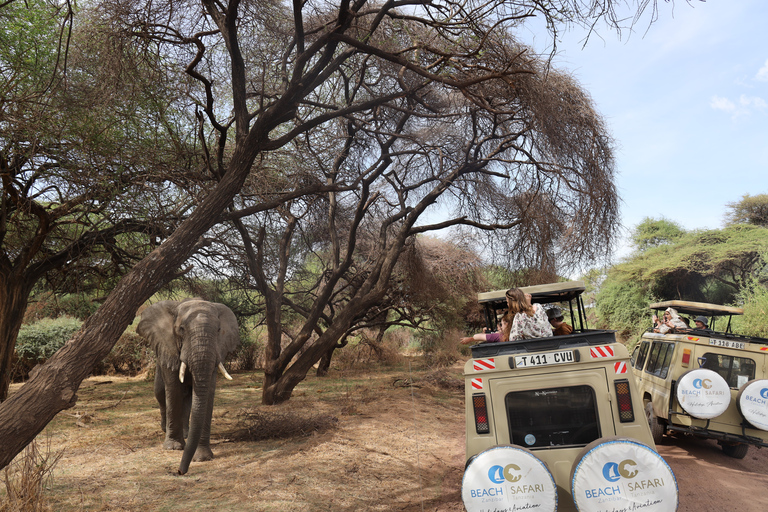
[632,300,768,459]
[462,282,678,512]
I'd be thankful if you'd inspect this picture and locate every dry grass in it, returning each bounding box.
[2,438,62,512]
[2,362,467,511]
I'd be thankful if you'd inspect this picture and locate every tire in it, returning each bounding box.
[721,443,749,459]
[645,401,665,445]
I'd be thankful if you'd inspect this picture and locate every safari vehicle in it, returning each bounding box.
[632,300,768,459]
[462,282,674,512]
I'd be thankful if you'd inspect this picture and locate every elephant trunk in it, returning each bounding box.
[178,347,216,475]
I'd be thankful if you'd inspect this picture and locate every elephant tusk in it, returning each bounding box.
[218,362,233,380]
[179,362,186,383]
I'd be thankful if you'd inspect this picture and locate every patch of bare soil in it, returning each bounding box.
[4,365,768,511]
[3,366,466,511]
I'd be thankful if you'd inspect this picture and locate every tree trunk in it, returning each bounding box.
[316,345,335,377]
[0,142,258,469]
[0,275,35,401]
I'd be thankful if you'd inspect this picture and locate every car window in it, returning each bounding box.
[700,352,756,388]
[635,341,650,370]
[504,385,600,448]
[645,342,664,375]
[657,343,675,379]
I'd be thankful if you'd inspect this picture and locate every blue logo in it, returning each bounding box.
[760,388,768,399]
[602,462,621,482]
[488,465,505,484]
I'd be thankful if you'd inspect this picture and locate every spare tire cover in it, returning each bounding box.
[571,437,678,512]
[462,445,557,512]
[736,379,768,431]
[676,368,731,419]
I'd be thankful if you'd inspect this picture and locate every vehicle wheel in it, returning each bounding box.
[721,443,749,459]
[645,401,665,444]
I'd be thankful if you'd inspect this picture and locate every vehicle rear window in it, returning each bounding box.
[505,385,600,448]
[700,352,756,388]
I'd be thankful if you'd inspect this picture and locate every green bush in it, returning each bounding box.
[735,280,768,339]
[13,317,83,381]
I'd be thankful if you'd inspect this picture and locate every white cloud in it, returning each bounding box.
[756,59,768,82]
[710,96,736,112]
[740,94,768,109]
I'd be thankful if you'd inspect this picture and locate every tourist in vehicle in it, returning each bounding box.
[505,288,553,340]
[652,307,687,333]
[546,307,573,336]
[460,312,513,344]
[693,315,712,332]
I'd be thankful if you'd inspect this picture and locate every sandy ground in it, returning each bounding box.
[3,365,768,511]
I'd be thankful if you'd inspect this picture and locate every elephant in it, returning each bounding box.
[137,298,239,475]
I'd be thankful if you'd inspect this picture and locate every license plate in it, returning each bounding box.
[514,350,575,368]
[709,338,746,350]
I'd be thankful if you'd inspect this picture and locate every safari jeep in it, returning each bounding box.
[632,300,768,459]
[462,282,677,512]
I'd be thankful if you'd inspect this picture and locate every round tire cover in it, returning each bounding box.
[736,379,768,431]
[462,445,557,512]
[571,437,678,512]
[676,368,731,419]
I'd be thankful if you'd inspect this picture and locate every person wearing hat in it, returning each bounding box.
[693,315,712,332]
[546,307,573,336]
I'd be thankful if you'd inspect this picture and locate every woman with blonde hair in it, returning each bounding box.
[505,288,553,340]
[461,312,513,345]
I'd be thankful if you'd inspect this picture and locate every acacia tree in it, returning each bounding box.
[0,0,672,468]
[0,0,202,400]
[213,25,620,403]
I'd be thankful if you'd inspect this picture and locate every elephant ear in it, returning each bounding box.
[214,303,240,362]
[137,301,181,370]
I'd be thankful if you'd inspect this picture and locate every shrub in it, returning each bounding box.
[736,280,768,339]
[13,317,83,381]
[92,331,151,376]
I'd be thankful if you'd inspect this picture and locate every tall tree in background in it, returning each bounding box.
[0,0,671,468]
[0,1,199,400]
[725,193,768,227]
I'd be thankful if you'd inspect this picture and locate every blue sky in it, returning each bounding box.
[520,0,768,260]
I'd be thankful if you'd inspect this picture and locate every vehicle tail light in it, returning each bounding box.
[681,349,691,367]
[614,379,635,423]
[472,393,490,434]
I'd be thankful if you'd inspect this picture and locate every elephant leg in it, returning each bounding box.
[192,372,217,462]
[162,367,186,451]
[154,370,167,433]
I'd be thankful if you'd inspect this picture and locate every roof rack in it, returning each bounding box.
[649,300,743,317]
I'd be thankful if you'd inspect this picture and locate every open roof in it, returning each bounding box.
[649,300,743,317]
[477,281,586,305]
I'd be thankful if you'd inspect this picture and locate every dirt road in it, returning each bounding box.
[655,435,768,512]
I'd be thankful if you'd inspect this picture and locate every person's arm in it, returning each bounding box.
[460,333,492,345]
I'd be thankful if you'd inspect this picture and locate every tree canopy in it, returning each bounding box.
[725,193,768,227]
[597,219,768,340]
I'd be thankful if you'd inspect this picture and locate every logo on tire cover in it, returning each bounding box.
[602,460,638,482]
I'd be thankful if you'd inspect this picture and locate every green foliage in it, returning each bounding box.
[616,224,768,300]
[734,278,768,339]
[595,277,653,341]
[13,317,83,380]
[725,193,768,227]
[630,217,685,253]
